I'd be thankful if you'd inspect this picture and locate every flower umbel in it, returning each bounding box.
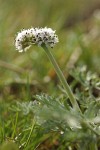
[15,27,59,52]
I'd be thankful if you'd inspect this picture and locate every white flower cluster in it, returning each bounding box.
[15,27,59,52]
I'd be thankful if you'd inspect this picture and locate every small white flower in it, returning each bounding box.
[15,27,59,52]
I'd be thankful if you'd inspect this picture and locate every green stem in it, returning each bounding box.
[83,120,100,136]
[89,142,98,150]
[24,120,35,149]
[42,45,81,112]
[12,112,18,138]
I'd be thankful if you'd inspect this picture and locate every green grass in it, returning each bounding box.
[0,0,100,149]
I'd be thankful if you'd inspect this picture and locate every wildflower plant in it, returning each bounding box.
[14,27,100,149]
[15,27,80,111]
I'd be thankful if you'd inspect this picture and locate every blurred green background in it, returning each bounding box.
[0,1,100,149]
[0,0,100,98]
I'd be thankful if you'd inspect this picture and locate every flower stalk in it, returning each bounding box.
[42,44,81,112]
